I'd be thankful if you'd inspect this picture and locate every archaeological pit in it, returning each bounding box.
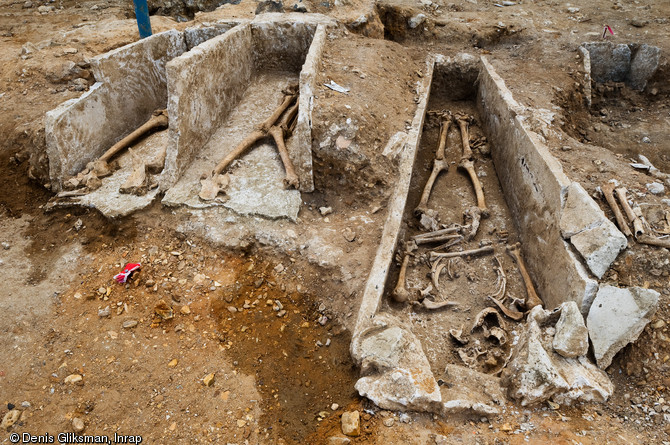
[4,3,670,443]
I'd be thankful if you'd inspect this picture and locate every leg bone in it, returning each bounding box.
[505,242,543,310]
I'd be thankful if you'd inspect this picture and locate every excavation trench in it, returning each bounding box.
[351,53,619,414]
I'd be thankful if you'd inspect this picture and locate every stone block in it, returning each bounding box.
[587,285,659,369]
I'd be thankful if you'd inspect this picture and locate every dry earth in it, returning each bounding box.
[1,0,670,444]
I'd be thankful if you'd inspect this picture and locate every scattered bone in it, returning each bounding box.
[419,284,434,298]
[392,246,414,303]
[415,298,458,310]
[602,182,632,237]
[67,109,169,191]
[487,256,524,321]
[415,111,451,216]
[458,345,487,368]
[268,100,300,189]
[430,258,447,292]
[434,235,464,251]
[488,326,507,346]
[637,234,670,249]
[463,206,483,241]
[505,243,543,310]
[198,173,230,201]
[446,258,459,280]
[472,307,506,334]
[200,84,298,199]
[455,114,488,216]
[412,226,462,245]
[429,245,494,261]
[614,187,644,236]
[449,326,469,344]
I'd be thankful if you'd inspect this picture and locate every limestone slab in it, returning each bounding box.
[587,285,659,369]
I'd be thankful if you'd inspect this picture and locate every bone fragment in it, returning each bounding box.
[429,245,494,261]
[472,307,506,333]
[392,250,412,303]
[506,242,543,309]
[415,298,458,310]
[614,187,644,236]
[637,234,670,249]
[412,226,462,245]
[602,182,632,237]
[431,257,446,292]
[463,206,482,241]
[449,327,469,344]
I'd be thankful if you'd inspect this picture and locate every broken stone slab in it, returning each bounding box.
[559,182,627,279]
[581,42,660,91]
[587,285,659,369]
[628,44,660,91]
[501,306,613,406]
[581,42,631,84]
[439,364,505,416]
[351,314,441,413]
[552,301,589,358]
[184,21,241,50]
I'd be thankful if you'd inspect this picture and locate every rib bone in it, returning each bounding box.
[487,256,524,321]
[506,242,543,309]
[415,112,451,216]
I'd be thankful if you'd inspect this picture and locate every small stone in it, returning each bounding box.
[203,373,215,386]
[145,279,155,287]
[64,374,83,384]
[236,419,246,428]
[343,227,356,242]
[647,182,665,195]
[553,301,589,358]
[566,6,579,13]
[408,13,426,28]
[276,310,286,317]
[23,1,33,8]
[274,263,285,273]
[37,4,54,13]
[154,300,174,320]
[328,437,351,445]
[1,242,10,250]
[98,287,106,295]
[383,417,394,427]
[631,19,648,28]
[331,403,339,410]
[122,319,138,329]
[62,47,78,55]
[561,145,572,151]
[73,292,82,300]
[180,305,191,315]
[341,411,360,436]
[72,417,85,433]
[319,206,333,216]
[228,306,237,313]
[653,320,666,329]
[168,359,178,368]
[318,315,328,325]
[399,413,411,423]
[20,401,30,409]
[1,409,21,430]
[501,423,513,432]
[98,306,111,318]
[642,136,651,144]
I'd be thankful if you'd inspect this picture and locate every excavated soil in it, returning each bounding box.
[2,0,670,443]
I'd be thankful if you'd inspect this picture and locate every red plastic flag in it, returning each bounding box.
[114,263,141,283]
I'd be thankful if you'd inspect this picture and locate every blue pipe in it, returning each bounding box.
[132,0,152,39]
